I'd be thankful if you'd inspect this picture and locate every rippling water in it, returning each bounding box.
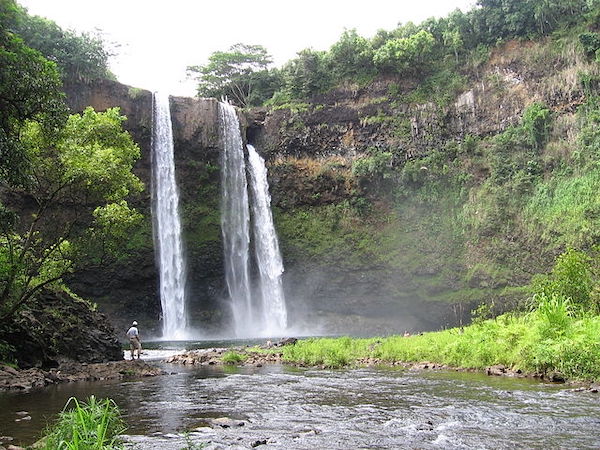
[2,364,600,449]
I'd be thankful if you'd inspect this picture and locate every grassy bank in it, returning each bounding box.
[281,309,600,381]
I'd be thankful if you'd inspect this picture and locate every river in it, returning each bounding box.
[1,348,600,449]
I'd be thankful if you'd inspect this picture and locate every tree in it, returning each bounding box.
[187,43,274,107]
[279,48,332,99]
[373,30,436,75]
[0,107,143,320]
[0,4,67,186]
[3,1,112,83]
[329,29,375,81]
[443,27,463,63]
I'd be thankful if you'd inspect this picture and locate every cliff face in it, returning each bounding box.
[61,37,598,336]
[64,81,227,337]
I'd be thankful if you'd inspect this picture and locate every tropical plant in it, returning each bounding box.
[373,30,436,75]
[187,43,275,107]
[41,396,126,449]
[0,2,67,186]
[0,107,143,320]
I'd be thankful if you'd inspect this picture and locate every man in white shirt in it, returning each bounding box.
[126,321,142,360]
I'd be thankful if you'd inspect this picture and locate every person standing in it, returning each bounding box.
[126,321,142,360]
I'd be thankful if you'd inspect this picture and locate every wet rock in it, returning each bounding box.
[275,338,298,347]
[209,417,245,428]
[548,371,565,383]
[486,365,507,376]
[0,360,164,391]
[417,420,434,431]
[7,445,25,450]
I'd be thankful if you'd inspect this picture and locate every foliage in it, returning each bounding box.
[579,32,600,57]
[275,48,332,100]
[530,249,595,312]
[0,107,143,320]
[328,29,375,81]
[41,396,125,450]
[283,304,600,380]
[222,350,246,364]
[0,20,67,186]
[351,149,393,180]
[373,30,436,75]
[187,43,274,107]
[3,1,112,83]
[521,102,552,149]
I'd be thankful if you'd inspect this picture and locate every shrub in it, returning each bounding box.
[41,396,125,449]
[222,351,246,364]
[531,248,595,312]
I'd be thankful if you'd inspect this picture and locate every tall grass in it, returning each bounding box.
[41,395,125,450]
[282,309,600,380]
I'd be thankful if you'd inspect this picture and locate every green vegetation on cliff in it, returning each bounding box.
[189,0,599,107]
[0,107,143,321]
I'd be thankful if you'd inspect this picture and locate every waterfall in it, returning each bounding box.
[151,92,188,339]
[218,102,288,337]
[218,102,253,336]
[247,144,288,335]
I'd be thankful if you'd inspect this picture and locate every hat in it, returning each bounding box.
[132,321,138,326]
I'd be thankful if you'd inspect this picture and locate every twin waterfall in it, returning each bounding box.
[219,102,287,337]
[151,95,287,339]
[151,92,188,339]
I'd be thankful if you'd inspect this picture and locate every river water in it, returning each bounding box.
[2,357,600,449]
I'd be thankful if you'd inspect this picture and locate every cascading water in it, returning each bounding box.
[247,144,288,335]
[151,92,188,339]
[218,102,253,336]
[218,102,288,337]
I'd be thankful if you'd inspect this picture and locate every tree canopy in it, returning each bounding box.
[0,107,143,320]
[2,0,113,83]
[187,43,275,107]
[0,0,67,187]
[188,0,599,106]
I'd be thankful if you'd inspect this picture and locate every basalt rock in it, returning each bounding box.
[62,81,227,336]
[0,359,164,391]
[0,288,122,369]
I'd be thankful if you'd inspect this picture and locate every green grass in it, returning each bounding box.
[282,309,600,380]
[41,395,125,449]
[221,351,247,364]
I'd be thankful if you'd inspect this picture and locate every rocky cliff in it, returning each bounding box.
[61,37,599,336]
[64,80,227,337]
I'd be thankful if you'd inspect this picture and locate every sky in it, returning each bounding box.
[19,0,476,96]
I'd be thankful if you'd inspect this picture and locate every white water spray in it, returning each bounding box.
[247,144,288,335]
[218,102,288,337]
[151,92,188,339]
[218,102,253,336]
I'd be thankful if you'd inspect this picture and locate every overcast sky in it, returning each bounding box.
[19,0,475,96]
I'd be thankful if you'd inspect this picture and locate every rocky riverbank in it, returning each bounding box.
[0,360,165,391]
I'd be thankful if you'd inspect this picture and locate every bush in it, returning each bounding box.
[351,150,393,179]
[531,249,595,312]
[222,351,246,364]
[41,396,125,449]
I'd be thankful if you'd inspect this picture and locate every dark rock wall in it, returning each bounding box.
[64,81,227,337]
[0,288,123,368]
